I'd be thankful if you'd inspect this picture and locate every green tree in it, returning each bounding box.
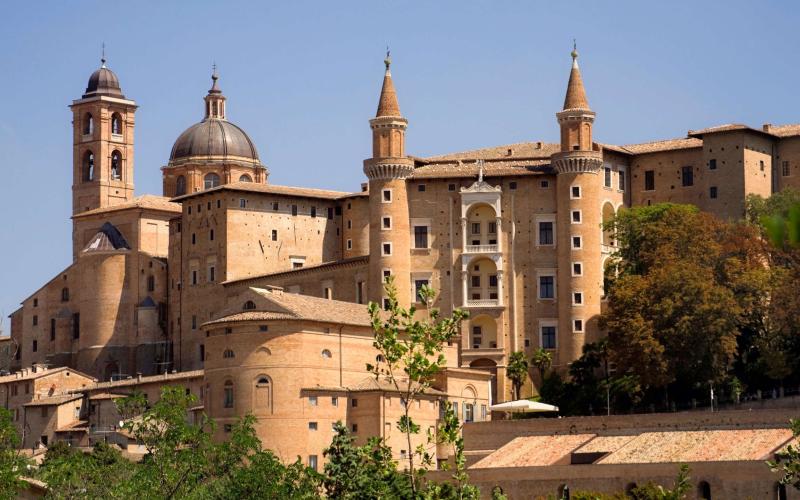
[37,441,131,500]
[367,277,467,495]
[530,348,552,382]
[0,408,28,500]
[768,419,800,490]
[505,351,529,400]
[322,421,409,499]
[422,403,479,500]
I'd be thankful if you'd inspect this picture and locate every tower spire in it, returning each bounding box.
[376,49,401,117]
[101,42,106,68]
[563,41,590,110]
[204,64,226,120]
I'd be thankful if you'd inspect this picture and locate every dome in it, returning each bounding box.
[83,60,124,99]
[169,119,260,164]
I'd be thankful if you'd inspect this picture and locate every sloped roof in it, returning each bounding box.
[172,181,355,202]
[766,123,800,137]
[72,195,181,218]
[687,123,774,138]
[24,394,83,407]
[205,287,375,328]
[598,429,794,464]
[222,256,369,286]
[0,367,95,385]
[82,222,130,253]
[88,392,128,401]
[423,142,560,162]
[622,137,703,155]
[563,57,590,110]
[303,377,445,396]
[472,434,596,468]
[88,370,204,391]
[376,66,401,117]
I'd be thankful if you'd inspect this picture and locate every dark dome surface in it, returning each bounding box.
[169,119,260,163]
[83,64,124,99]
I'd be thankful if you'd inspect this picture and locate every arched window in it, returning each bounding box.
[204,173,221,190]
[111,113,122,135]
[111,151,122,180]
[83,151,95,181]
[223,380,234,408]
[697,481,711,500]
[175,175,187,196]
[223,349,235,359]
[321,349,332,359]
[61,288,69,302]
[239,174,252,183]
[83,113,94,135]
[243,300,256,311]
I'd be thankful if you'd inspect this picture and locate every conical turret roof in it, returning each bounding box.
[376,53,401,117]
[563,47,590,111]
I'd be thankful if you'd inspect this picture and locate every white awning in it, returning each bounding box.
[489,400,559,413]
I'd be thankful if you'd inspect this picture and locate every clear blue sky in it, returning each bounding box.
[0,1,798,321]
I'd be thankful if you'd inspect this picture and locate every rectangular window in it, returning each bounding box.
[471,222,481,235]
[681,166,694,187]
[383,269,391,280]
[382,243,392,256]
[191,270,198,285]
[509,181,517,190]
[489,274,498,287]
[573,292,583,305]
[382,190,391,202]
[709,159,717,170]
[414,226,429,249]
[418,184,426,192]
[571,210,581,223]
[710,186,718,199]
[572,236,582,249]
[191,233,196,245]
[760,160,765,172]
[192,315,197,330]
[618,169,626,191]
[644,170,655,191]
[782,161,790,177]
[346,239,352,250]
[308,455,318,471]
[310,206,317,218]
[332,396,338,407]
[541,325,556,349]
[465,403,474,422]
[382,217,391,229]
[472,325,482,348]
[573,319,584,332]
[50,319,55,341]
[351,398,358,408]
[32,340,37,353]
[471,275,480,288]
[308,422,318,430]
[572,262,583,276]
[273,202,279,211]
[604,166,612,187]
[223,386,234,408]
[540,180,549,188]
[539,276,555,299]
[487,222,497,234]
[33,315,38,326]
[356,281,365,304]
[291,205,298,216]
[239,198,246,208]
[147,275,155,292]
[323,287,332,299]
[538,221,554,245]
[271,230,277,241]
[199,344,205,362]
[208,266,215,282]
[309,396,318,406]
[571,186,581,199]
[414,279,429,302]
[327,207,333,219]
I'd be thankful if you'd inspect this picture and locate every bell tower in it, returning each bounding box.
[70,55,137,222]
[364,52,414,307]
[551,44,604,364]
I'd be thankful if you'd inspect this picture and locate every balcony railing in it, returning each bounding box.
[464,244,499,254]
[464,299,501,308]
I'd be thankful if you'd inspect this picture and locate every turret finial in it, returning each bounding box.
[101,42,106,68]
[477,159,484,183]
[384,46,391,72]
[571,39,578,61]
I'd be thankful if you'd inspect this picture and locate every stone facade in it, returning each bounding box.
[6,49,800,469]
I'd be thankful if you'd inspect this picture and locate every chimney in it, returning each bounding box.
[361,183,368,192]
[763,123,773,132]
[536,141,543,149]
[506,148,513,156]
[136,372,142,382]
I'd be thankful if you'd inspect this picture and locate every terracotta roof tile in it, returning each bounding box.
[623,137,703,155]
[376,68,401,117]
[88,370,203,391]
[73,195,181,218]
[24,394,83,407]
[598,429,794,464]
[574,435,636,454]
[0,367,95,385]
[423,142,560,162]
[767,123,800,137]
[206,287,375,328]
[563,58,590,110]
[221,256,369,286]
[472,434,596,468]
[172,182,355,202]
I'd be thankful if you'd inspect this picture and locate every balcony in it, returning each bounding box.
[464,299,501,308]
[464,244,499,254]
[461,347,505,365]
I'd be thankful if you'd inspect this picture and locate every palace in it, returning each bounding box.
[6,47,800,459]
